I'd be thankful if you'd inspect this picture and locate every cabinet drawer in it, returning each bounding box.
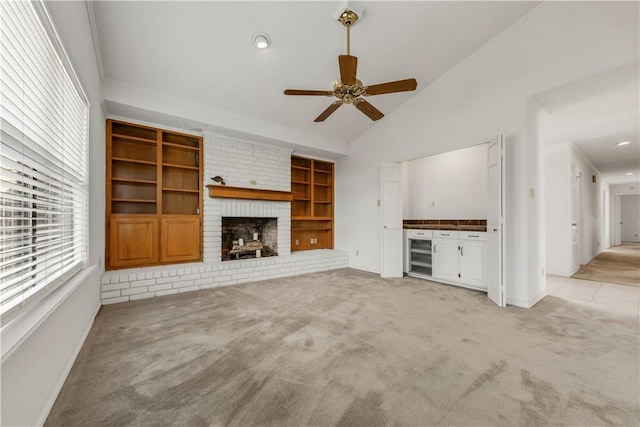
[460,231,487,241]
[434,230,459,239]
[406,229,433,238]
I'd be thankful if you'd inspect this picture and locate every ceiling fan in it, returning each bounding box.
[284,9,418,122]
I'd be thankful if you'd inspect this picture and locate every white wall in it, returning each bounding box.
[621,194,640,242]
[571,146,602,264]
[545,144,571,276]
[602,185,611,249]
[335,1,638,307]
[527,101,546,303]
[403,144,487,219]
[0,2,104,426]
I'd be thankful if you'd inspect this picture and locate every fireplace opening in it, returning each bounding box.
[222,217,277,261]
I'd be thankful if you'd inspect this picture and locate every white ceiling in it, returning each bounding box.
[535,63,640,185]
[91,1,540,146]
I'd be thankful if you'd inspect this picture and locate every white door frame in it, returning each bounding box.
[613,195,622,246]
[487,134,505,307]
[380,162,403,277]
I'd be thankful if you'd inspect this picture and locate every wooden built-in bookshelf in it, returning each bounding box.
[291,155,334,251]
[106,120,203,269]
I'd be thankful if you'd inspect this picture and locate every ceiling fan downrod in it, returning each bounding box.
[338,9,359,56]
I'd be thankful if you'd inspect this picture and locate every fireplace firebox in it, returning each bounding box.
[221,217,277,261]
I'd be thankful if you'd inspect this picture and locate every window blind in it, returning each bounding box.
[1,1,89,319]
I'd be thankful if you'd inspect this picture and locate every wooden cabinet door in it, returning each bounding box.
[432,238,459,282]
[459,240,487,289]
[160,216,201,263]
[109,216,158,268]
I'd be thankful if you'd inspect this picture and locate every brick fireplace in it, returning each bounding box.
[100,133,347,305]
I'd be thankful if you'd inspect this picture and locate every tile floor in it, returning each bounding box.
[546,274,640,315]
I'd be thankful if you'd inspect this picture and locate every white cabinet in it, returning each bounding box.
[433,231,487,290]
[433,232,459,282]
[459,239,487,287]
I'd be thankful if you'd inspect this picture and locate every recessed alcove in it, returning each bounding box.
[221,217,278,261]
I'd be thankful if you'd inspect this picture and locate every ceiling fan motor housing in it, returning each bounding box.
[333,80,364,104]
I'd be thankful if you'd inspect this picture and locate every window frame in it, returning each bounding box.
[1,0,90,322]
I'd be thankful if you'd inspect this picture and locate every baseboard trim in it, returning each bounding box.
[507,291,547,309]
[529,291,547,308]
[506,298,530,308]
[34,302,100,426]
[348,265,380,275]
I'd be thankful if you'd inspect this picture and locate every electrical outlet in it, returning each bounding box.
[356,250,359,256]
[310,238,314,244]
[377,199,380,206]
[295,239,299,245]
[250,180,257,185]
[541,267,544,277]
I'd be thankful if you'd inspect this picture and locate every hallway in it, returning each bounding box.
[572,243,640,287]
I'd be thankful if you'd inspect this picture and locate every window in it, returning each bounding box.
[1,1,89,319]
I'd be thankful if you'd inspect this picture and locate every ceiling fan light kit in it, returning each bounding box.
[284,7,418,122]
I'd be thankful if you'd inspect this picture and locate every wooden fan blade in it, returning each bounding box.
[338,55,358,86]
[314,101,343,122]
[354,99,384,121]
[284,89,333,96]
[364,78,417,96]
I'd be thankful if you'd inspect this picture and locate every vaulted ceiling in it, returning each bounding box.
[91,1,540,151]
[90,1,638,183]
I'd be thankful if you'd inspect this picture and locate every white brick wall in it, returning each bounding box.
[101,133,347,305]
[101,250,348,304]
[206,135,290,191]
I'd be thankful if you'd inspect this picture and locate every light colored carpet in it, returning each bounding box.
[46,268,639,426]
[573,243,640,287]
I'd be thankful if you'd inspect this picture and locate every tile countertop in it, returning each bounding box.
[402,219,487,232]
[403,225,487,232]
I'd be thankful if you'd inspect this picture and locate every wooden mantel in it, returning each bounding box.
[206,185,293,202]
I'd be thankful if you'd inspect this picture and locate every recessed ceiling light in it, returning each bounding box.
[616,141,630,146]
[625,172,634,176]
[253,33,271,49]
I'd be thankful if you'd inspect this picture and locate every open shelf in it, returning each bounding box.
[291,155,334,251]
[111,133,157,145]
[112,157,156,166]
[162,141,200,151]
[162,163,199,170]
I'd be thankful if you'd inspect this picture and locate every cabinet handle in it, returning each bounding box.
[442,233,449,236]
[434,244,437,253]
[460,246,464,256]
[469,234,478,238]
